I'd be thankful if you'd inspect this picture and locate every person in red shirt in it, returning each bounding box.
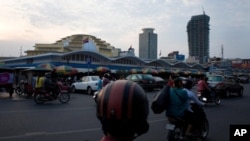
[167,75,174,87]
[197,76,212,97]
[96,80,149,141]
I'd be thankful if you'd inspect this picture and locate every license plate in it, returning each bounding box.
[166,123,175,130]
[149,81,152,83]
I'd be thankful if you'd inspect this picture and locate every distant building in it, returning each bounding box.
[139,28,157,59]
[167,51,185,61]
[187,12,210,64]
[186,56,200,64]
[119,46,135,57]
[24,34,120,58]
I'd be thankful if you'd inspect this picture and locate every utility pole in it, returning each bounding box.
[221,44,224,60]
[20,46,23,57]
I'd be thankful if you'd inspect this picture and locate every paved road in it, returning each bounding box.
[0,84,250,141]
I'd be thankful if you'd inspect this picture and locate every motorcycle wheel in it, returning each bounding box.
[34,94,45,104]
[58,93,70,103]
[200,118,209,139]
[214,96,221,105]
[15,87,23,95]
[166,130,176,141]
[166,126,183,141]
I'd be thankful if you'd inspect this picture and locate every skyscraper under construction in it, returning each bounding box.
[187,12,210,64]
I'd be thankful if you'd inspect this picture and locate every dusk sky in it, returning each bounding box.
[1,0,249,59]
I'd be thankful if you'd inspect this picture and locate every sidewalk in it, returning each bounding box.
[0,92,28,101]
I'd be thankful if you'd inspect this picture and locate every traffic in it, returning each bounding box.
[0,67,249,141]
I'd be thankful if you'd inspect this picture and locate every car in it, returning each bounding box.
[71,75,99,95]
[207,75,244,97]
[153,76,166,89]
[126,74,156,91]
[207,75,225,88]
[237,75,249,83]
[179,76,195,87]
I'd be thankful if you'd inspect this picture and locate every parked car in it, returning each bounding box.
[237,75,249,83]
[71,75,99,95]
[126,74,156,91]
[153,76,166,89]
[207,75,244,97]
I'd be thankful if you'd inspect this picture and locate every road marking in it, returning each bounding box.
[0,119,168,140]
[0,128,102,140]
[0,107,95,114]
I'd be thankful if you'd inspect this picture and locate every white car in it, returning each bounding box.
[71,75,99,95]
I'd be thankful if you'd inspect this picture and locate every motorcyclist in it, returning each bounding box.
[44,72,57,97]
[166,78,190,134]
[35,73,45,89]
[102,73,110,87]
[197,76,214,98]
[97,75,103,91]
[182,78,205,136]
[96,80,149,141]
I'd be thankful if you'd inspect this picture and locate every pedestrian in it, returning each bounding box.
[96,80,149,141]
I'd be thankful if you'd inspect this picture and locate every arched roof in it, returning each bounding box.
[2,50,207,71]
[173,61,190,68]
[111,56,145,64]
[63,50,110,62]
[146,59,173,68]
[191,64,205,69]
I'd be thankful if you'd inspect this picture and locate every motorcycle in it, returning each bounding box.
[166,103,209,141]
[92,90,100,103]
[33,83,70,104]
[15,80,34,98]
[198,89,221,105]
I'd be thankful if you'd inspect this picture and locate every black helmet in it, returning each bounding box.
[182,78,194,90]
[96,80,149,139]
[173,78,183,88]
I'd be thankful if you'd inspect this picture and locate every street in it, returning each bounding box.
[0,83,250,141]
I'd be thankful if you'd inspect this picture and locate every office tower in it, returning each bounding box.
[187,12,210,64]
[139,28,158,59]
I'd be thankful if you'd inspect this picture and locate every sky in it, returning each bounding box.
[0,0,250,59]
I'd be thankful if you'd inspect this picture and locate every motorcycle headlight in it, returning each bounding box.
[202,97,207,101]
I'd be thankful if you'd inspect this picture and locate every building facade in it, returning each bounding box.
[139,28,158,60]
[187,12,210,64]
[3,51,206,73]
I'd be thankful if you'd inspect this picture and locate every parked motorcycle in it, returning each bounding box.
[166,103,209,141]
[15,80,34,98]
[33,83,70,104]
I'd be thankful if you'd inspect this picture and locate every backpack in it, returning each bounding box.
[151,85,171,114]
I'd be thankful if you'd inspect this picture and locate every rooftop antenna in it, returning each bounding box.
[221,44,224,60]
[202,6,205,14]
[20,46,23,57]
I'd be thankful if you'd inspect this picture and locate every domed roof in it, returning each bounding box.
[82,41,98,52]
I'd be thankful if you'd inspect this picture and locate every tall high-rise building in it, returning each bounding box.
[139,28,157,59]
[187,12,210,64]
